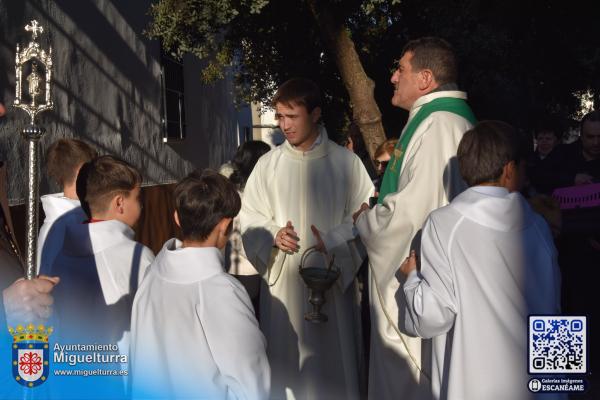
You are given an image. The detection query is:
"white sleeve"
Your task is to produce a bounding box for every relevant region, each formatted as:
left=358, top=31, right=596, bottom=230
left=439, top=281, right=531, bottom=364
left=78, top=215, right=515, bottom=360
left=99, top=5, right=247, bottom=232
left=320, top=154, right=374, bottom=290
left=403, top=216, right=457, bottom=339
left=240, top=161, right=281, bottom=275
left=199, top=279, right=270, bottom=400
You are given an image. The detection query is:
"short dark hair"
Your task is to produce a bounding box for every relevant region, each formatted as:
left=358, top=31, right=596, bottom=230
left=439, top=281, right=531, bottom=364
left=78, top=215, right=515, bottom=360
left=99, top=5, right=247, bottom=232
left=401, top=37, right=457, bottom=85
left=581, top=110, right=600, bottom=134
left=229, top=141, right=271, bottom=190
left=76, top=155, right=142, bottom=218
left=46, top=139, right=97, bottom=187
left=534, top=117, right=562, bottom=140
left=174, top=169, right=241, bottom=241
left=272, top=78, right=321, bottom=112
left=457, top=121, right=531, bottom=187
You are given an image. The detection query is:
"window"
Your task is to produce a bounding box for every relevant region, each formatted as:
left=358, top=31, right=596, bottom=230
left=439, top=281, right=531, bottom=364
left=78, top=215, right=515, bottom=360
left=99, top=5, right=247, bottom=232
left=160, top=50, right=186, bottom=142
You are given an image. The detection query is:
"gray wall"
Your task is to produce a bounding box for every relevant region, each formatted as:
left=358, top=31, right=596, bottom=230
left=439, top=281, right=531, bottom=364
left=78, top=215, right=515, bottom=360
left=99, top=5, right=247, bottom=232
left=0, top=0, right=246, bottom=204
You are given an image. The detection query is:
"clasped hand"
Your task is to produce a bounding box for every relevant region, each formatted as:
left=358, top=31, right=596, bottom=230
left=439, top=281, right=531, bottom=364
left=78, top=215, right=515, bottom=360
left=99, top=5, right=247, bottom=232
left=274, top=221, right=327, bottom=253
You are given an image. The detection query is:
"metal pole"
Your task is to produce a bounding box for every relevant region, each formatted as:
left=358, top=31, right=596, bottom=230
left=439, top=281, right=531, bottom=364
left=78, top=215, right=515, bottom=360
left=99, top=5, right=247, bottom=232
left=22, top=125, right=44, bottom=279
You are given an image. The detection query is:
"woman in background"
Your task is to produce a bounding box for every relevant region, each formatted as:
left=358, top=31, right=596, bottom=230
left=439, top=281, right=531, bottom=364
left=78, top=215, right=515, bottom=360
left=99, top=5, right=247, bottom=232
left=225, top=141, right=271, bottom=314
left=372, top=139, right=398, bottom=197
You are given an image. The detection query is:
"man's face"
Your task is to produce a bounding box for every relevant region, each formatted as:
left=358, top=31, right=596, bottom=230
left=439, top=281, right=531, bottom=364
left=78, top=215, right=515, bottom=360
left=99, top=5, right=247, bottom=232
left=536, top=131, right=559, bottom=156
left=390, top=51, right=422, bottom=110
left=275, top=102, right=320, bottom=150
left=581, top=120, right=600, bottom=160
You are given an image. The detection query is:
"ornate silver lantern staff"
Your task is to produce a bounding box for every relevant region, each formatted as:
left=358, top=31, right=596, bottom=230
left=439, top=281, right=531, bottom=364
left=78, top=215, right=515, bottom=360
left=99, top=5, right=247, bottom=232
left=13, top=20, right=54, bottom=280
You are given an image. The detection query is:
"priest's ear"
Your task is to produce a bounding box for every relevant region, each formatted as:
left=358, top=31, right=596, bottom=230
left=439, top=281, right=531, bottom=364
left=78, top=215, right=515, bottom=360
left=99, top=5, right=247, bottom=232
left=417, top=68, right=435, bottom=91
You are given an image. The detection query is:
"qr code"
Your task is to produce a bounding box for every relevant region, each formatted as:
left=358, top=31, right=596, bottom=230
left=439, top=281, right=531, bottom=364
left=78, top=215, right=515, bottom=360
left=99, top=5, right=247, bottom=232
left=529, top=316, right=586, bottom=374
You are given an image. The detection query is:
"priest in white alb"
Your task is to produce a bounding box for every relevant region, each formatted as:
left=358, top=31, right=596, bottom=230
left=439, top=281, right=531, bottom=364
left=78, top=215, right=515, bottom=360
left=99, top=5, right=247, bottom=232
left=353, top=37, right=476, bottom=400
left=240, top=78, right=373, bottom=400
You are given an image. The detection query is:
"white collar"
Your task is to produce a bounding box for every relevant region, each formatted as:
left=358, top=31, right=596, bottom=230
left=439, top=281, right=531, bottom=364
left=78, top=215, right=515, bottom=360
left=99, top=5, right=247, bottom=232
left=155, top=238, right=224, bottom=283
left=409, top=90, right=468, bottom=119
left=450, top=187, right=533, bottom=232
left=302, top=128, right=324, bottom=151
left=471, top=185, right=510, bottom=197
left=40, top=193, right=81, bottom=221
left=283, top=125, right=330, bottom=160
left=63, top=219, right=134, bottom=256
left=289, top=125, right=325, bottom=152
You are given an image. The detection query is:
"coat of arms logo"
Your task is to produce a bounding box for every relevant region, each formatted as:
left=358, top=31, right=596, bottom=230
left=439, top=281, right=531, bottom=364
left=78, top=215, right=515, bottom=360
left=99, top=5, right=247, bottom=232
left=8, top=324, right=53, bottom=387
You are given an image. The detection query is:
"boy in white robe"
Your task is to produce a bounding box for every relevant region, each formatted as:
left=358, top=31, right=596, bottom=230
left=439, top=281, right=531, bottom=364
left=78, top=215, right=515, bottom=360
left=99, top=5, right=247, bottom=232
left=130, top=170, right=270, bottom=400
left=46, top=155, right=153, bottom=397
left=50, top=155, right=153, bottom=346
left=38, top=138, right=97, bottom=274
left=399, top=121, right=564, bottom=400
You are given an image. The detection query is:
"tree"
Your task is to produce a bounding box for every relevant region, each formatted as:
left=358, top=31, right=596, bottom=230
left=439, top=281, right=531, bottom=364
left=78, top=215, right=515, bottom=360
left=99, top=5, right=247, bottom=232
left=395, top=0, right=600, bottom=131
left=147, top=0, right=399, bottom=159
left=148, top=0, right=600, bottom=153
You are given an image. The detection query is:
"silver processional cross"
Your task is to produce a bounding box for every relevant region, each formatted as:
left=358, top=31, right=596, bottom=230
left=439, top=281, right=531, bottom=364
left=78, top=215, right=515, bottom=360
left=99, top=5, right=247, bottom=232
left=13, top=20, right=54, bottom=280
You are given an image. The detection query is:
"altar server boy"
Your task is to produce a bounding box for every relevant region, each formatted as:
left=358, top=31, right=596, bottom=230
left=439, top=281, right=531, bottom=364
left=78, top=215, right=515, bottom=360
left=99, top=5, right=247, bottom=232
left=50, top=155, right=154, bottom=345
left=38, top=138, right=97, bottom=274
left=400, top=121, right=563, bottom=400
left=130, top=170, right=270, bottom=400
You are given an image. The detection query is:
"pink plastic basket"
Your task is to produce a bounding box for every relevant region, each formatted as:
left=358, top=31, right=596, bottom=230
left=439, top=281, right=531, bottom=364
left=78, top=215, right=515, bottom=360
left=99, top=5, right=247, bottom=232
left=552, top=183, right=600, bottom=210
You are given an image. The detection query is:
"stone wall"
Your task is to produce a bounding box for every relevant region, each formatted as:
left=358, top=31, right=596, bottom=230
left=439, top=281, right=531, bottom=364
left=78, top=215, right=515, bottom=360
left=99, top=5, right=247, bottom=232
left=0, top=0, right=248, bottom=204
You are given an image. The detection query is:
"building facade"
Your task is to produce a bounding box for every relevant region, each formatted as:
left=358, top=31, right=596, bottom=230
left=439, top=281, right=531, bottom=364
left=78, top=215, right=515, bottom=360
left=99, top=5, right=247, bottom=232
left=0, top=0, right=250, bottom=205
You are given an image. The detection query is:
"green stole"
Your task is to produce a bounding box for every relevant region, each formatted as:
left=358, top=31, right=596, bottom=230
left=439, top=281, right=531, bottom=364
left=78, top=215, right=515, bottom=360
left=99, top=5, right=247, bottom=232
left=377, top=97, right=477, bottom=204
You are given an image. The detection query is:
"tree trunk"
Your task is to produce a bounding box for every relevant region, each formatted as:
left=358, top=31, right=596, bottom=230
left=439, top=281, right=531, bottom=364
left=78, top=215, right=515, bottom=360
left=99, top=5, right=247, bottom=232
left=306, top=0, right=387, bottom=160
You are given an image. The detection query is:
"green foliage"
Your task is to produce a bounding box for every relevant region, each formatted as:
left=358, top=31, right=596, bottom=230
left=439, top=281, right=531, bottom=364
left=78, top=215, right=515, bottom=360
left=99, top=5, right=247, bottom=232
left=396, top=0, right=600, bottom=130
left=147, top=0, right=600, bottom=138
left=361, top=0, right=401, bottom=15
left=147, top=0, right=403, bottom=138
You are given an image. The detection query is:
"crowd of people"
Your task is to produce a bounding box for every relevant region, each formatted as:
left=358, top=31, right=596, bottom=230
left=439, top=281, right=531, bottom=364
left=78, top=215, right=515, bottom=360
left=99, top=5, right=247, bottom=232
left=0, top=36, right=598, bottom=400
